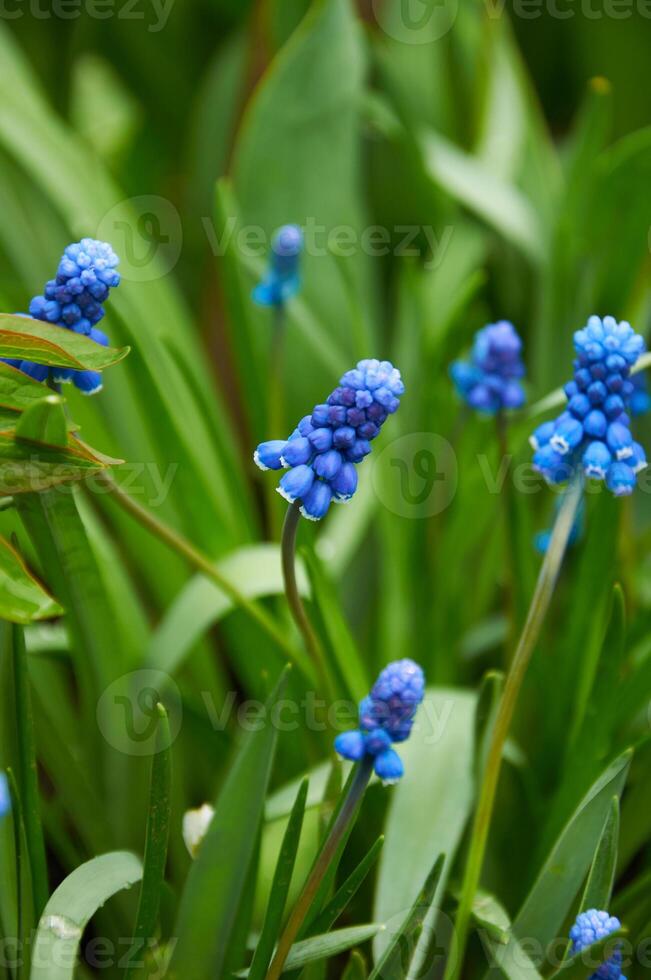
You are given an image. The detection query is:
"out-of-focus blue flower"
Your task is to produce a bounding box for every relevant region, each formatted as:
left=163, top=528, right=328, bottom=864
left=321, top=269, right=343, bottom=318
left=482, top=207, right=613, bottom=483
left=254, top=359, right=404, bottom=521
left=253, top=225, right=304, bottom=308
left=534, top=495, right=584, bottom=554
left=630, top=372, right=651, bottom=417
left=450, top=321, right=526, bottom=414
left=334, top=659, right=425, bottom=784
left=569, top=909, right=625, bottom=980
left=531, top=316, right=647, bottom=497
left=0, top=773, right=10, bottom=818
left=4, top=239, right=120, bottom=395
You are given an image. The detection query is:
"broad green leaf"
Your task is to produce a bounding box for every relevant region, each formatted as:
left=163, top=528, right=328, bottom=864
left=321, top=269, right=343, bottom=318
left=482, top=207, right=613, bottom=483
left=481, top=933, right=544, bottom=980
left=0, top=536, right=62, bottom=623
left=281, top=925, right=383, bottom=972
left=125, top=705, right=172, bottom=980
left=369, top=854, right=445, bottom=980
left=374, top=689, right=476, bottom=961
left=580, top=798, right=619, bottom=913
left=144, top=545, right=310, bottom=677
left=30, top=852, right=143, bottom=980
left=342, top=951, right=367, bottom=980
left=511, top=751, right=631, bottom=949
left=16, top=396, right=68, bottom=448
left=471, top=889, right=512, bottom=946
left=167, top=668, right=289, bottom=980
left=0, top=363, right=67, bottom=413
left=0, top=433, right=117, bottom=495
left=248, top=779, right=308, bottom=980
left=0, top=314, right=128, bottom=371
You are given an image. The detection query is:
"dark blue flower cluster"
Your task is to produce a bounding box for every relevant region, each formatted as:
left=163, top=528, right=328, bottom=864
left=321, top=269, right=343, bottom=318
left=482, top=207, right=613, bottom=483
left=253, top=225, right=303, bottom=308
left=0, top=773, right=9, bottom=818
left=531, top=316, right=647, bottom=497
left=254, top=358, right=404, bottom=521
left=570, top=910, right=624, bottom=980
left=450, top=321, right=526, bottom=414
left=335, top=659, right=425, bottom=783
left=5, top=239, right=120, bottom=395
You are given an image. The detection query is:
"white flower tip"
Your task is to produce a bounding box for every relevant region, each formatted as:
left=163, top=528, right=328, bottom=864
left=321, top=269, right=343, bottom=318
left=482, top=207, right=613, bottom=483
left=182, top=803, right=215, bottom=858
left=253, top=450, right=269, bottom=471
left=299, top=505, right=319, bottom=522
left=529, top=436, right=539, bottom=451
left=617, top=447, right=633, bottom=460
left=276, top=486, right=297, bottom=504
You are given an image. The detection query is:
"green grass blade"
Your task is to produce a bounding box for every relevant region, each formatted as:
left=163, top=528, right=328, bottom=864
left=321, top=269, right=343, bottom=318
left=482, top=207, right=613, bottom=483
left=167, top=667, right=289, bottom=980
left=248, top=779, right=308, bottom=980
left=125, top=704, right=172, bottom=980
left=6, top=624, right=47, bottom=918
left=0, top=315, right=128, bottom=371
left=30, top=852, right=143, bottom=980
left=369, top=854, right=445, bottom=980
left=581, top=798, right=619, bottom=913
left=308, top=835, right=384, bottom=936
left=283, top=925, right=384, bottom=972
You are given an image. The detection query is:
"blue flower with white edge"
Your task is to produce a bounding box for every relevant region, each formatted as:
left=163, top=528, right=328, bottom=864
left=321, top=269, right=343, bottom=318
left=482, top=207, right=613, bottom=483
left=569, top=909, right=625, bottom=980
left=531, top=316, right=647, bottom=496
left=335, top=659, right=425, bottom=783
left=254, top=359, right=404, bottom=521
left=252, top=224, right=304, bottom=308
left=451, top=321, right=526, bottom=415
left=4, top=239, right=120, bottom=395
left=0, top=773, right=9, bottom=818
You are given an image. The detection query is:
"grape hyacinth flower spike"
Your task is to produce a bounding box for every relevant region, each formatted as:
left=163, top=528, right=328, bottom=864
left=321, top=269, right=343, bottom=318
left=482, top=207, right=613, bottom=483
left=3, top=238, right=120, bottom=394
left=450, top=320, right=526, bottom=414
left=0, top=773, right=9, bottom=819
left=570, top=910, right=626, bottom=979
left=253, top=224, right=304, bottom=307
left=254, top=358, right=405, bottom=521
left=531, top=316, right=647, bottom=496
left=335, top=659, right=425, bottom=783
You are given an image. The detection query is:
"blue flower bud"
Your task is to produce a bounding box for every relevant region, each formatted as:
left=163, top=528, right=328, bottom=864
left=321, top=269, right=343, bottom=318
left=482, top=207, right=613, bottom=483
left=450, top=321, right=526, bottom=414
left=277, top=464, right=315, bottom=504
left=583, top=410, right=607, bottom=439
left=300, top=481, right=333, bottom=521
left=252, top=224, right=303, bottom=308
left=333, top=426, right=356, bottom=449
left=313, top=449, right=342, bottom=481
left=334, top=730, right=366, bottom=762
left=364, top=728, right=393, bottom=755
left=551, top=417, right=584, bottom=455
left=569, top=394, right=591, bottom=418
left=607, top=422, right=633, bottom=460
left=254, top=440, right=287, bottom=471
left=583, top=441, right=612, bottom=479
left=72, top=370, right=103, bottom=395
left=281, top=437, right=313, bottom=468
left=308, top=427, right=333, bottom=453
left=604, top=395, right=625, bottom=419
left=529, top=420, right=555, bottom=451
left=569, top=909, right=624, bottom=980
left=331, top=461, right=358, bottom=502
left=631, top=441, right=647, bottom=474
left=606, top=461, right=636, bottom=496
left=373, top=748, right=404, bottom=784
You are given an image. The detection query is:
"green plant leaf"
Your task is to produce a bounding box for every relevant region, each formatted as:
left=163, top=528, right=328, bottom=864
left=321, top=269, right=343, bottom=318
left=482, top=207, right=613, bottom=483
left=241, top=925, right=382, bottom=975
left=342, top=950, right=367, bottom=980
left=248, top=779, right=308, bottom=980
left=30, top=852, right=143, bottom=980
left=369, top=854, right=445, bottom=980
left=0, top=314, right=129, bottom=370
left=15, top=396, right=68, bottom=448
left=309, top=835, right=384, bottom=937
left=0, top=536, right=62, bottom=623
left=471, top=889, right=512, bottom=945
left=125, top=704, right=172, bottom=980
left=167, top=668, right=289, bottom=980
left=374, top=689, right=476, bottom=962
left=0, top=433, right=115, bottom=495
left=580, top=797, right=619, bottom=913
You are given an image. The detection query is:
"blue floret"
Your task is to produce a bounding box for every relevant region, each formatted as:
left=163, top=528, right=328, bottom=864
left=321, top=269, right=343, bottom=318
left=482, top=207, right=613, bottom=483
left=569, top=909, right=625, bottom=980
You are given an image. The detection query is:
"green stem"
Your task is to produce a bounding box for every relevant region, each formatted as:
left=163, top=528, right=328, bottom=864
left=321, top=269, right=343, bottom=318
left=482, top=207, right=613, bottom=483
left=93, top=470, right=314, bottom=682
left=281, top=502, right=329, bottom=695
left=265, top=757, right=373, bottom=980
left=266, top=304, right=286, bottom=540
left=446, top=474, right=584, bottom=980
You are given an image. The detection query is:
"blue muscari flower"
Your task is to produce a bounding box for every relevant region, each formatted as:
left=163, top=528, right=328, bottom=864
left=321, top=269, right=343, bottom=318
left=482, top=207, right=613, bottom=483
left=0, top=773, right=10, bottom=818
left=531, top=316, right=648, bottom=497
left=630, top=373, right=651, bottom=417
left=450, top=321, right=526, bottom=414
left=252, top=225, right=304, bottom=307
left=334, top=659, right=425, bottom=784
left=4, top=239, right=120, bottom=395
left=569, top=909, right=625, bottom=980
left=254, top=359, right=404, bottom=521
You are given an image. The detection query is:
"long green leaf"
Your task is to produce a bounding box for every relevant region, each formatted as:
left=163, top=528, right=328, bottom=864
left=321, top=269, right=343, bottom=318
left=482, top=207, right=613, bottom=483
left=125, top=704, right=172, bottom=980
left=0, top=536, right=61, bottom=623
left=248, top=779, right=308, bottom=980
left=0, top=315, right=128, bottom=371
left=30, top=852, right=143, bottom=980
left=580, top=798, right=619, bottom=913
left=284, top=925, right=383, bottom=971
left=309, top=835, right=384, bottom=937
left=369, top=854, right=445, bottom=980
left=167, top=668, right=289, bottom=980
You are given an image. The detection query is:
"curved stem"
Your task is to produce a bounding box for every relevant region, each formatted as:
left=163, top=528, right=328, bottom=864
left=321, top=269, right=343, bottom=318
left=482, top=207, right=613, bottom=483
left=446, top=475, right=584, bottom=980
left=92, top=470, right=314, bottom=681
left=281, top=502, right=330, bottom=695
left=266, top=304, right=286, bottom=540
left=266, top=757, right=373, bottom=980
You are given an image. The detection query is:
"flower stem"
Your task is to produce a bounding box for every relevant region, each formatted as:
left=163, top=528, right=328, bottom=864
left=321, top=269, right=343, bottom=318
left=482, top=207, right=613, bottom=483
left=445, top=474, right=584, bottom=980
left=265, top=756, right=373, bottom=980
left=92, top=470, right=315, bottom=682
left=266, top=304, right=287, bottom=540
left=281, top=501, right=330, bottom=695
